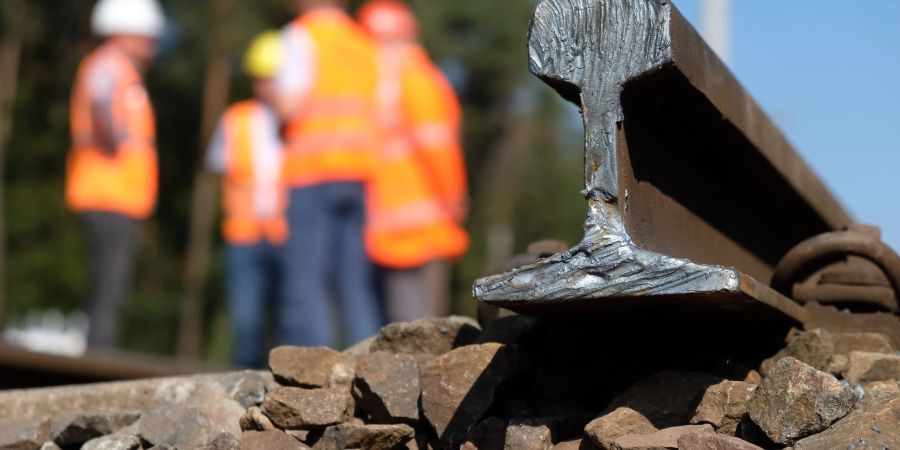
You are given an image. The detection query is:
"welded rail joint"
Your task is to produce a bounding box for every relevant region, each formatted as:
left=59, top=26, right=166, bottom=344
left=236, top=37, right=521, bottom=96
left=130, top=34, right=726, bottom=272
left=473, top=0, right=848, bottom=319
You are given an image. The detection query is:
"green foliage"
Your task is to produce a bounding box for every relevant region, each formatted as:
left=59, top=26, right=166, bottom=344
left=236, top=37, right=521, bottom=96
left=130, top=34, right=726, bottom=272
left=2, top=0, right=588, bottom=359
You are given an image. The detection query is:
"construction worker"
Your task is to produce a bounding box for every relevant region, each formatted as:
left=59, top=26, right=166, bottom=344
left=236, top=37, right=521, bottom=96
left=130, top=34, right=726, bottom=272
left=358, top=1, right=470, bottom=322
left=275, top=0, right=384, bottom=346
left=66, top=0, right=165, bottom=349
left=206, top=32, right=288, bottom=368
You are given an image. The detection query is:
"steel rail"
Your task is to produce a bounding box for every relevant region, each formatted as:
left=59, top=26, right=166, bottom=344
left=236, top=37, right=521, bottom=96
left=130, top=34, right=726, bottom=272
left=473, top=0, right=854, bottom=324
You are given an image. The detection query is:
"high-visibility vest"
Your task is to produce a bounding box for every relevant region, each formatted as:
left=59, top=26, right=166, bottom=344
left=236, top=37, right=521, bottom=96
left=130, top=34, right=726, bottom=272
left=281, top=10, right=378, bottom=187
left=66, top=44, right=157, bottom=219
left=365, top=44, right=469, bottom=268
left=218, top=101, right=288, bottom=246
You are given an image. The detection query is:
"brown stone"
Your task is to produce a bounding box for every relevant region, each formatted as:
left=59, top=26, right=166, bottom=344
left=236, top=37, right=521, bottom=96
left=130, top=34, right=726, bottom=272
left=690, top=381, right=757, bottom=435
left=372, top=316, right=481, bottom=356
left=81, top=434, right=142, bottom=450
left=748, top=357, right=857, bottom=445
left=325, top=362, right=355, bottom=389
left=312, top=423, right=414, bottom=450
left=604, top=370, right=723, bottom=428
left=262, top=387, right=354, bottom=430
left=676, top=432, right=763, bottom=450
left=742, top=371, right=761, bottom=385
left=504, top=419, right=554, bottom=450
left=140, top=383, right=245, bottom=448
left=831, top=332, right=896, bottom=356
left=584, top=407, right=657, bottom=450
left=269, top=347, right=346, bottom=388
left=610, top=424, right=714, bottom=450
left=842, top=351, right=900, bottom=385
left=793, top=396, right=900, bottom=450
left=857, top=380, right=900, bottom=410
left=241, top=430, right=309, bottom=450
left=421, top=343, right=524, bottom=446
left=461, top=417, right=506, bottom=450
left=551, top=440, right=600, bottom=450
left=50, top=411, right=140, bottom=446
left=0, top=418, right=51, bottom=450
left=240, top=406, right=275, bottom=431
left=760, top=329, right=834, bottom=375
left=826, top=354, right=849, bottom=375
left=354, top=351, right=421, bottom=423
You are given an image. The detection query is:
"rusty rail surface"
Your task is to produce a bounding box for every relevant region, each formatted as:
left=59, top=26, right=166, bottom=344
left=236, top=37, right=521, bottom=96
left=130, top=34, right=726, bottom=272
left=473, top=0, right=857, bottom=324
left=0, top=345, right=228, bottom=389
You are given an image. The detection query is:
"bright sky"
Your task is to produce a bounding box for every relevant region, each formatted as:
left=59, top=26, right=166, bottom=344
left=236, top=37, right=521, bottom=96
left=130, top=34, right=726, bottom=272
left=672, top=0, right=900, bottom=250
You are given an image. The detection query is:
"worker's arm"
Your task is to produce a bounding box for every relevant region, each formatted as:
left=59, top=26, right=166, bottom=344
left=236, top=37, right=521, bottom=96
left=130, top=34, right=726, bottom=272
left=274, top=24, right=316, bottom=121
left=205, top=116, right=229, bottom=175
left=86, top=62, right=120, bottom=155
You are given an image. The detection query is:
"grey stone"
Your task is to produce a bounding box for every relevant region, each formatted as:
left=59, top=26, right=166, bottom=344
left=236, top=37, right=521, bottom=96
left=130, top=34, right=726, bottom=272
left=50, top=410, right=140, bottom=446
left=690, top=381, right=757, bottom=435
left=229, top=371, right=269, bottom=408
left=354, top=351, right=421, bottom=423
left=262, top=387, right=354, bottom=429
left=748, top=357, right=857, bottom=445
left=241, top=431, right=309, bottom=450
left=842, top=351, right=900, bottom=385
left=505, top=419, right=554, bottom=450
left=371, top=316, right=481, bottom=356
left=793, top=396, right=900, bottom=450
left=0, top=417, right=51, bottom=450
left=206, top=432, right=241, bottom=450
left=312, top=423, right=414, bottom=450
left=0, top=372, right=264, bottom=422
left=140, top=382, right=245, bottom=448
left=269, top=347, right=346, bottom=388
left=604, top=370, right=723, bottom=428
left=80, top=434, right=142, bottom=450
left=584, top=407, right=657, bottom=450
left=676, top=432, right=763, bottom=450
left=610, top=424, right=714, bottom=450
left=421, top=343, right=524, bottom=446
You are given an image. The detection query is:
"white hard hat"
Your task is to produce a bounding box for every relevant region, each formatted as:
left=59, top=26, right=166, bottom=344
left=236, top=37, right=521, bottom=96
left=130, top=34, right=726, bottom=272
left=91, top=0, right=166, bottom=39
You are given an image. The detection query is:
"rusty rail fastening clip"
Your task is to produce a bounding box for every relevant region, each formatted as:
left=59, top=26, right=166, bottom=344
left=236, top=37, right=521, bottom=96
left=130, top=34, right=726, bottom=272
left=772, top=225, right=900, bottom=313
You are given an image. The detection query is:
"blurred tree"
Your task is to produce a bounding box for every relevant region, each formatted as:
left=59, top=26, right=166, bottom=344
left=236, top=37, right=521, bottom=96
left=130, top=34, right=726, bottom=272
left=0, top=0, right=28, bottom=327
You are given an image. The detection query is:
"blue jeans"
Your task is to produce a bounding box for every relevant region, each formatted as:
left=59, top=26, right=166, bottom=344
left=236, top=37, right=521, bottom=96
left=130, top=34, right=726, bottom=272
left=225, top=241, right=280, bottom=368
left=281, top=182, right=384, bottom=347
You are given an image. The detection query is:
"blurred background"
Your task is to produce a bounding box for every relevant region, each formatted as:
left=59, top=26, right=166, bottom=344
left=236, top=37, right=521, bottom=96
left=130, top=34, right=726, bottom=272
left=0, top=0, right=896, bottom=365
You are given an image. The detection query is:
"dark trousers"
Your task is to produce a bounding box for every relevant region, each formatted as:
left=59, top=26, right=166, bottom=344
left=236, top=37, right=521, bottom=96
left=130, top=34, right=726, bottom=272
left=81, top=211, right=140, bottom=349
left=225, top=241, right=280, bottom=368
left=280, top=182, right=385, bottom=347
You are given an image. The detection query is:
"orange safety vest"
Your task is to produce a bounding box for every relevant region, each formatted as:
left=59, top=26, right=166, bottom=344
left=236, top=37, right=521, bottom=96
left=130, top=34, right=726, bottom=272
left=281, top=10, right=379, bottom=187
left=365, top=44, right=469, bottom=268
left=66, top=44, right=157, bottom=219
left=218, top=101, right=288, bottom=246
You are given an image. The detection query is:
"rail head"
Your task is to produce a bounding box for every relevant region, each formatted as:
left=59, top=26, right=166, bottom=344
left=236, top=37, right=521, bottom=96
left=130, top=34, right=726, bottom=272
left=475, top=0, right=851, bottom=322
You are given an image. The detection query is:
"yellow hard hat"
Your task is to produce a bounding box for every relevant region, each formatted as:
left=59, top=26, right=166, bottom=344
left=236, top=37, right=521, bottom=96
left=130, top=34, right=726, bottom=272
left=243, top=31, right=284, bottom=78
